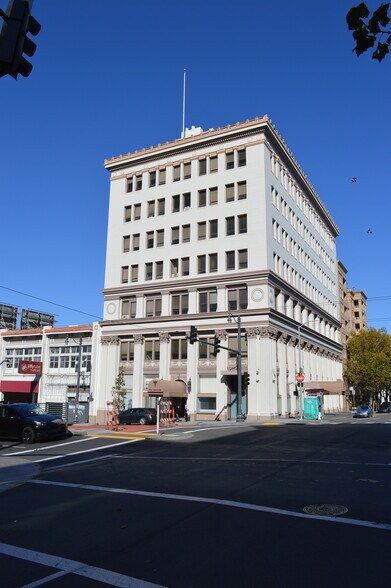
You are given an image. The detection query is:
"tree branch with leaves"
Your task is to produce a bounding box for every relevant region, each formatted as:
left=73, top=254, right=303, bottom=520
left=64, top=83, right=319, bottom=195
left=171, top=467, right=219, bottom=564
left=347, top=2, right=391, bottom=61
left=112, top=368, right=127, bottom=413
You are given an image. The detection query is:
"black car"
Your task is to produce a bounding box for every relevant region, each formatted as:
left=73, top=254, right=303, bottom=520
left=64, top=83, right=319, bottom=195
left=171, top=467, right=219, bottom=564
left=118, top=408, right=157, bottom=425
left=0, top=403, right=68, bottom=444
left=378, top=402, right=391, bottom=413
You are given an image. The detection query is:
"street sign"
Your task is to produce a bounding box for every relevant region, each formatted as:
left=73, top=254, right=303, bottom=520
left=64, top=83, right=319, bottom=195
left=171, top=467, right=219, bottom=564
left=296, top=373, right=305, bottom=383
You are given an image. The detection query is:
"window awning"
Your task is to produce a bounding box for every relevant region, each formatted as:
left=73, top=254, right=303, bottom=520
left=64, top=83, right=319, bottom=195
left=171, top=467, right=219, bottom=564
left=0, top=380, right=40, bottom=393
left=146, top=379, right=187, bottom=397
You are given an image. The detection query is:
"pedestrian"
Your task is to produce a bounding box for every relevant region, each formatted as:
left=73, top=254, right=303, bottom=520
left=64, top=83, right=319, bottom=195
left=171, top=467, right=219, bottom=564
left=184, top=404, right=189, bottom=422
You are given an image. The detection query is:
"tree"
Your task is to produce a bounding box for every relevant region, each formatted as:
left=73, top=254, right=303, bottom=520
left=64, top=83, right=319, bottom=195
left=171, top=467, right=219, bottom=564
left=345, top=327, right=391, bottom=403
left=347, top=2, right=391, bottom=61
left=112, top=368, right=127, bottom=412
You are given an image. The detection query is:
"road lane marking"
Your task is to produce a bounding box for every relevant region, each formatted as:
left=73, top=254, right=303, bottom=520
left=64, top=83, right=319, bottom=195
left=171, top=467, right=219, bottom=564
left=29, top=479, right=391, bottom=532
left=1, top=436, right=98, bottom=456
left=21, top=570, right=69, bottom=587
left=0, top=541, right=165, bottom=588
left=181, top=425, right=244, bottom=434
left=33, top=439, right=141, bottom=463
left=46, top=454, right=113, bottom=471
left=111, top=455, right=391, bottom=467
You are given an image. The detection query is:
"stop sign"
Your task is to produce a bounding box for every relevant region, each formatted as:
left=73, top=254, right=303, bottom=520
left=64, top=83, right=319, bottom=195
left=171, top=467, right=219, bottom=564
left=296, top=373, right=305, bottom=383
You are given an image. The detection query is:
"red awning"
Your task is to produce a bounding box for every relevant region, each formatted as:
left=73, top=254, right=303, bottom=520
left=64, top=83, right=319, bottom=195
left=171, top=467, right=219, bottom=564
left=0, top=380, right=40, bottom=393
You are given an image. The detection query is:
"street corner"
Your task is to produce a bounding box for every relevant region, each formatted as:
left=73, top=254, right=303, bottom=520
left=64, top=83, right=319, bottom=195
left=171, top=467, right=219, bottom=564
left=0, top=457, right=40, bottom=493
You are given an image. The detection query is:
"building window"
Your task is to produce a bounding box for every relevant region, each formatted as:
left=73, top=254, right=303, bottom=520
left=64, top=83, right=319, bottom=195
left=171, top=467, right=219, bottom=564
left=120, top=341, right=134, bottom=361
left=155, top=261, right=163, bottom=279
left=159, top=168, right=166, bottom=185
left=209, top=187, right=218, bottom=205
left=183, top=192, right=191, bottom=208
left=124, top=206, right=132, bottom=222
left=237, top=149, right=246, bottom=167
left=123, top=235, right=130, bottom=252
left=210, top=156, right=218, bottom=173
left=198, top=397, right=216, bottom=411
left=126, top=177, right=133, bottom=192
left=171, top=226, right=180, bottom=245
left=198, top=255, right=206, bottom=274
left=182, top=224, right=190, bottom=243
left=226, top=251, right=235, bottom=270
left=238, top=181, right=247, bottom=200
left=156, top=229, right=164, bottom=247
left=171, top=259, right=179, bottom=277
left=238, top=249, right=248, bottom=269
left=199, top=337, right=215, bottom=359
left=132, top=234, right=140, bottom=251
left=135, top=175, right=142, bottom=191
left=50, top=355, right=59, bottom=368
left=199, top=158, right=206, bottom=175
left=172, top=292, right=189, bottom=315
left=173, top=165, right=181, bottom=182
left=149, top=171, right=156, bottom=188
left=121, top=266, right=129, bottom=283
left=238, top=214, right=247, bottom=234
left=226, top=152, right=235, bottom=170
left=183, top=162, right=191, bottom=179
left=198, top=222, right=206, bottom=240
left=198, top=189, right=206, bottom=207
left=209, top=219, right=218, bottom=238
left=122, top=298, right=136, bottom=319
left=172, top=194, right=180, bottom=213
left=157, top=198, right=165, bottom=215
left=228, top=287, right=248, bottom=311
left=146, top=231, right=154, bottom=249
left=145, top=340, right=160, bottom=361
left=181, top=257, right=190, bottom=276
left=147, top=201, right=155, bottom=217
left=145, top=263, right=153, bottom=281
left=199, top=289, right=217, bottom=312
left=226, top=184, right=235, bottom=202
left=134, top=204, right=141, bottom=220
left=209, top=253, right=218, bottom=273
left=171, top=339, right=187, bottom=360
left=226, top=216, right=235, bottom=235
left=228, top=335, right=247, bottom=358
left=146, top=296, right=162, bottom=317
left=131, top=265, right=138, bottom=282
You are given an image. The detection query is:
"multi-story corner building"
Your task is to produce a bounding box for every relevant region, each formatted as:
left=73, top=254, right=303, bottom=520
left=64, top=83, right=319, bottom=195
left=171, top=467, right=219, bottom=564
left=0, top=324, right=100, bottom=422
left=97, top=116, right=344, bottom=423
left=338, top=260, right=368, bottom=359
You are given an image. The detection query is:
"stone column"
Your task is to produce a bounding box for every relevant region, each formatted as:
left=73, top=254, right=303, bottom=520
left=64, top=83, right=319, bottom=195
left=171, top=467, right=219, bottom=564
left=133, top=334, right=145, bottom=406
left=277, top=334, right=289, bottom=416
left=159, top=333, right=171, bottom=379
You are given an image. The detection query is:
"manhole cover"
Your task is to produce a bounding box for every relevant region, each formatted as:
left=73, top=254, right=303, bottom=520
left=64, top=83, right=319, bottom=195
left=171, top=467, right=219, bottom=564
left=303, top=504, right=348, bottom=516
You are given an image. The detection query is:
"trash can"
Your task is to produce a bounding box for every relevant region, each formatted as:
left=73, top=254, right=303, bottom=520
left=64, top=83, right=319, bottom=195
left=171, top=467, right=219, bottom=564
left=304, top=396, right=322, bottom=420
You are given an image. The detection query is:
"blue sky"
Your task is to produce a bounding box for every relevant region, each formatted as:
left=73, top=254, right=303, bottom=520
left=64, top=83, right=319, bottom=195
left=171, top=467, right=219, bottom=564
left=1, top=0, right=390, bottom=330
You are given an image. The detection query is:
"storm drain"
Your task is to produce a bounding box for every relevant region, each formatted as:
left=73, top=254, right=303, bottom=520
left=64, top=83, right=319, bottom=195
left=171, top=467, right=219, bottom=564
left=303, top=504, right=348, bottom=516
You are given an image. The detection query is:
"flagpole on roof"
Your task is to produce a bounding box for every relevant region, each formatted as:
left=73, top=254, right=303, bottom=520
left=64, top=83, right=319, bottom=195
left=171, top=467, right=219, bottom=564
left=182, top=68, right=186, bottom=138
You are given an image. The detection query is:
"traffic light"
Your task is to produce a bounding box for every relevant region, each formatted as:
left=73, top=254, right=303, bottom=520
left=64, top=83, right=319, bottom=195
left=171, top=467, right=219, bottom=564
left=212, top=335, right=220, bottom=356
left=0, top=0, right=41, bottom=79
left=189, top=325, right=198, bottom=344
left=243, top=372, right=250, bottom=389
left=293, top=385, right=299, bottom=397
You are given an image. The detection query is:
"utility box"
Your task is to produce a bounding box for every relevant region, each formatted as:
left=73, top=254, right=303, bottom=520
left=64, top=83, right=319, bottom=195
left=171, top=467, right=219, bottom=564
left=304, top=396, right=322, bottom=420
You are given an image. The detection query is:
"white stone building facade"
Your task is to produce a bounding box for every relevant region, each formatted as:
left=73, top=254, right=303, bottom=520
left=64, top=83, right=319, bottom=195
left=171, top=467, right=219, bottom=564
left=96, top=116, right=343, bottom=423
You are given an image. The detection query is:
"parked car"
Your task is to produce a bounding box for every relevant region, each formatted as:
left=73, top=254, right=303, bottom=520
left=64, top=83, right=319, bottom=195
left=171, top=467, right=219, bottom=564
left=118, top=408, right=157, bottom=425
left=353, top=405, right=373, bottom=418
left=0, top=403, right=68, bottom=444
left=377, top=402, right=391, bottom=413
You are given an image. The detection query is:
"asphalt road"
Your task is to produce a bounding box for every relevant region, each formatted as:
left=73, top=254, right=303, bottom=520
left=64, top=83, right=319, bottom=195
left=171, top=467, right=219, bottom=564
left=0, top=420, right=390, bottom=587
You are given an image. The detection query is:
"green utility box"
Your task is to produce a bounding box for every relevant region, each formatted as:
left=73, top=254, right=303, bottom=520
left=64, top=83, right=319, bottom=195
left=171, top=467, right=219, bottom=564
left=303, top=396, right=322, bottom=420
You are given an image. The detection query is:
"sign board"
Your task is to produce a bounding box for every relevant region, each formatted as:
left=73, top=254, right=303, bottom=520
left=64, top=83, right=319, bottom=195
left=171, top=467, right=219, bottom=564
left=20, top=309, right=55, bottom=330
left=296, top=373, right=305, bottom=383
left=0, top=304, right=18, bottom=330
left=18, top=360, right=43, bottom=375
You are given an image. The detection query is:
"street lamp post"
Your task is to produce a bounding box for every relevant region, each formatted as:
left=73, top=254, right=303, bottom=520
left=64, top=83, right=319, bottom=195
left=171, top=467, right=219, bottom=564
left=297, top=324, right=304, bottom=421
left=228, top=313, right=244, bottom=422
left=66, top=335, right=83, bottom=424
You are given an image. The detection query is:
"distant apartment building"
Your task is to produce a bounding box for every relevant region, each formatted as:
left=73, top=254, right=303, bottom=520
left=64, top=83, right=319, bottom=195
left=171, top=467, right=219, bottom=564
left=0, top=324, right=100, bottom=423
left=338, top=260, right=367, bottom=360
left=94, top=116, right=344, bottom=423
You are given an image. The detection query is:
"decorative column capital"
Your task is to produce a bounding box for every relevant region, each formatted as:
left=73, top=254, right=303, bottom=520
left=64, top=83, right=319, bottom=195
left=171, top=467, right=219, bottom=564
left=100, top=336, right=120, bottom=345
